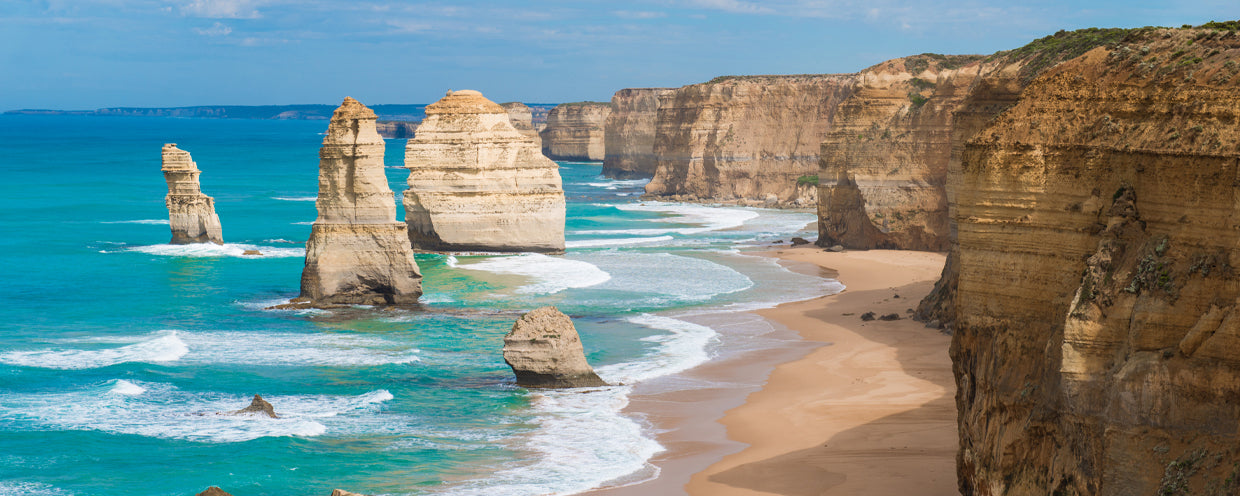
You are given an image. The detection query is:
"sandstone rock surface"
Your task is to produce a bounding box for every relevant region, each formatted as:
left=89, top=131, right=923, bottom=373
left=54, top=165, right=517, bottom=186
left=404, top=90, right=566, bottom=253
left=602, top=88, right=674, bottom=178
left=540, top=102, right=610, bottom=161
left=645, top=75, right=856, bottom=206
left=300, top=97, right=422, bottom=305
left=945, top=26, right=1240, bottom=495
left=161, top=143, right=223, bottom=244
left=500, top=102, right=540, bottom=141
left=375, top=120, right=417, bottom=139
left=503, top=306, right=607, bottom=388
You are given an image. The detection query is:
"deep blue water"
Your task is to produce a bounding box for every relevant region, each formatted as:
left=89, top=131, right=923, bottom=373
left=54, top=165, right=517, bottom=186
left=0, top=115, right=828, bottom=496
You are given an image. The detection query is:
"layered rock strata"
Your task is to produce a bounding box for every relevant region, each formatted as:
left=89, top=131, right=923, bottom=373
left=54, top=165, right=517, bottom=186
left=161, top=143, right=223, bottom=244
left=947, top=26, right=1240, bottom=495
left=375, top=120, right=417, bottom=139
left=602, top=88, right=674, bottom=178
left=404, top=90, right=566, bottom=253
left=503, top=306, right=607, bottom=388
left=500, top=102, right=540, bottom=141
left=300, top=97, right=422, bottom=305
left=539, top=102, right=610, bottom=161
left=645, top=75, right=856, bottom=206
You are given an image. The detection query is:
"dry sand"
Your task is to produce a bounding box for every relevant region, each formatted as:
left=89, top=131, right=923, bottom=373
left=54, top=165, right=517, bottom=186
left=589, top=246, right=956, bottom=496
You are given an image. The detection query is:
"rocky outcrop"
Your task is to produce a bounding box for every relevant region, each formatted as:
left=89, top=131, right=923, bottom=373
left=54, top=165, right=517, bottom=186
left=300, top=97, right=422, bottom=306
left=946, top=25, right=1240, bottom=495
left=196, top=487, right=233, bottom=496
left=540, top=102, right=610, bottom=161
left=502, top=306, right=607, bottom=388
left=645, top=75, right=856, bottom=206
left=404, top=90, right=566, bottom=253
left=500, top=102, right=540, bottom=141
left=375, top=120, right=417, bottom=139
left=161, top=143, right=223, bottom=245
left=232, top=394, right=278, bottom=418
left=602, top=88, right=674, bottom=178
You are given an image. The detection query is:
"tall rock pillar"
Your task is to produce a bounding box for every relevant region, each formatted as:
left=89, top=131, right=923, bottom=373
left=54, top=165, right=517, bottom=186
left=161, top=143, right=224, bottom=245
left=300, top=97, right=422, bottom=305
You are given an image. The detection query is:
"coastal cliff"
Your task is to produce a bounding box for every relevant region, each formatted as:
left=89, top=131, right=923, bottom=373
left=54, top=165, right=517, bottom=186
left=602, top=88, right=674, bottom=178
left=300, top=97, right=422, bottom=305
left=404, top=90, right=566, bottom=253
left=645, top=75, right=856, bottom=206
left=160, top=143, right=223, bottom=244
left=540, top=102, right=610, bottom=161
left=947, top=25, right=1240, bottom=495
left=500, top=102, right=540, bottom=141
left=376, top=120, right=418, bottom=139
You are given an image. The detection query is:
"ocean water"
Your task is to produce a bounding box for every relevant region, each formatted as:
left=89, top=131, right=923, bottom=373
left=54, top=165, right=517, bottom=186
left=0, top=115, right=838, bottom=496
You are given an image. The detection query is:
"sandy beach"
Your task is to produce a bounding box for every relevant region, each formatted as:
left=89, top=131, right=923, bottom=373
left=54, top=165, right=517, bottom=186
left=591, top=246, right=955, bottom=496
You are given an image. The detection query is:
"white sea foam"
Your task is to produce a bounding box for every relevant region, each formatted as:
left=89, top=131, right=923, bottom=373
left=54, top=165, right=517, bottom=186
left=584, top=178, right=649, bottom=190
left=0, top=332, right=188, bottom=369
left=444, top=255, right=459, bottom=267
left=575, top=202, right=759, bottom=236
left=564, top=236, right=673, bottom=249
left=272, top=196, right=317, bottom=202
left=263, top=238, right=300, bottom=244
left=597, top=315, right=717, bottom=384
left=109, top=380, right=147, bottom=396
left=0, top=381, right=393, bottom=443
left=292, top=221, right=315, bottom=225
left=453, top=253, right=610, bottom=294
left=100, top=219, right=169, bottom=225
left=121, top=243, right=305, bottom=258
left=3, top=330, right=419, bottom=369
left=0, top=482, right=74, bottom=496
left=579, top=251, right=754, bottom=304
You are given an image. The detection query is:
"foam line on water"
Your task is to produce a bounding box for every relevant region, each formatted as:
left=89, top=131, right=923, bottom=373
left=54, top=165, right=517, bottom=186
left=272, top=196, right=317, bottom=201
left=0, top=332, right=188, bottom=369
left=565, top=236, right=673, bottom=249
left=584, top=178, right=650, bottom=190
left=0, top=380, right=394, bottom=443
left=581, top=251, right=754, bottom=304
left=2, top=330, right=420, bottom=369
left=575, top=202, right=759, bottom=236
left=0, top=482, right=73, bottom=496
left=597, top=314, right=717, bottom=384
left=119, top=243, right=305, bottom=258
left=453, top=253, right=610, bottom=294
left=100, top=219, right=169, bottom=225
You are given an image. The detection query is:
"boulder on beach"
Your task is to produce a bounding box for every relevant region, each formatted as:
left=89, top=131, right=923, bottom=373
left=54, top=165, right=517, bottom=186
left=232, top=394, right=278, bottom=418
left=502, top=306, right=608, bottom=388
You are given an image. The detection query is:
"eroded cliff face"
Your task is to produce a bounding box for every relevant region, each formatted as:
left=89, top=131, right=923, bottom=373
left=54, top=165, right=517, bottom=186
left=161, top=143, right=223, bottom=245
left=404, top=90, right=566, bottom=253
left=602, top=88, right=674, bottom=179
left=950, top=27, right=1240, bottom=495
left=500, top=102, right=540, bottom=142
left=645, top=75, right=856, bottom=206
left=376, top=120, right=418, bottom=139
left=300, top=97, right=422, bottom=305
left=539, top=102, right=610, bottom=161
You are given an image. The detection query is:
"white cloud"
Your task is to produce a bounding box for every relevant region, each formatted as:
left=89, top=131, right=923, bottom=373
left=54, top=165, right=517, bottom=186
left=613, top=10, right=668, bottom=19
left=687, top=0, right=775, bottom=15
left=192, top=21, right=231, bottom=36
left=386, top=19, right=431, bottom=33
left=180, top=0, right=263, bottom=19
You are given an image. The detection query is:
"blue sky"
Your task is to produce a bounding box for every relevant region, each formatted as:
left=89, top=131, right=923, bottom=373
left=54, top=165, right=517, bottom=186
left=1, top=0, right=1234, bottom=109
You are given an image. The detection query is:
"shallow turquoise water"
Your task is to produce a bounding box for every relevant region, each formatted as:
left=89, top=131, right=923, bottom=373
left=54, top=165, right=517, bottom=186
left=0, top=115, right=829, bottom=496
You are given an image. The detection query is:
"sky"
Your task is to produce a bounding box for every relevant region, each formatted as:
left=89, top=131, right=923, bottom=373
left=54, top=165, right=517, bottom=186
left=1, top=0, right=1235, bottom=109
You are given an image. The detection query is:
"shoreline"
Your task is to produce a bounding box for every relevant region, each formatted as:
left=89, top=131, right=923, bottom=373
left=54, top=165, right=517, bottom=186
left=588, top=246, right=954, bottom=495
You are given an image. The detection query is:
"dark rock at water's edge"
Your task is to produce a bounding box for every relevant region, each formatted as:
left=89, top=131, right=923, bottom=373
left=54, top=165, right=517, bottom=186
left=196, top=487, right=233, bottom=496
left=233, top=394, right=278, bottom=418
left=790, top=237, right=811, bottom=246
left=330, top=490, right=367, bottom=496
left=503, top=306, right=608, bottom=388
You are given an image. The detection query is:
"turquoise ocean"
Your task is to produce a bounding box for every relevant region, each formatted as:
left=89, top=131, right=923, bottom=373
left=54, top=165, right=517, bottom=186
left=0, top=115, right=837, bottom=496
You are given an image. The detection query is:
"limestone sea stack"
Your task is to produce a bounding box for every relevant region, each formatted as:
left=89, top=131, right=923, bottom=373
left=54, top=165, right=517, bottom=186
left=161, top=143, right=223, bottom=244
left=404, top=90, right=566, bottom=253
left=500, top=102, right=540, bottom=141
left=300, top=97, right=422, bottom=305
left=603, top=88, right=674, bottom=179
left=503, top=306, right=607, bottom=388
left=539, top=102, right=610, bottom=161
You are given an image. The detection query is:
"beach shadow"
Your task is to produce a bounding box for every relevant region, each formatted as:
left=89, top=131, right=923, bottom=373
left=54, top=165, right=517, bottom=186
left=706, top=281, right=958, bottom=496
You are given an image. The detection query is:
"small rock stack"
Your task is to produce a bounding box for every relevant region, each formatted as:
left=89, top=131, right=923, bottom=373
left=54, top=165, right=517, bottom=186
left=161, top=143, right=223, bottom=245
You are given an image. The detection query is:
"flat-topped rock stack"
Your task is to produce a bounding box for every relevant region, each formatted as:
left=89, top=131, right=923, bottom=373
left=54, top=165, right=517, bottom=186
left=603, top=88, right=674, bottom=179
left=160, top=143, right=223, bottom=244
left=500, top=102, right=540, bottom=141
left=404, top=90, right=566, bottom=253
left=299, top=97, right=422, bottom=305
left=540, top=102, right=610, bottom=161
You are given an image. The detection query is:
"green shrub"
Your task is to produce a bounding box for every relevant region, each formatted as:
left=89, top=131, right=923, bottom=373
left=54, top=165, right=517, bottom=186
left=796, top=175, right=819, bottom=186
left=908, top=93, right=929, bottom=107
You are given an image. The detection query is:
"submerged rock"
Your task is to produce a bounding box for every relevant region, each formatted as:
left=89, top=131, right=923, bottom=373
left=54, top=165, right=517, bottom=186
left=232, top=394, right=278, bottom=418
left=502, top=306, right=608, bottom=388
left=196, top=487, right=233, bottom=496
left=161, top=143, right=223, bottom=245
left=404, top=90, right=566, bottom=253
left=300, top=97, right=423, bottom=306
